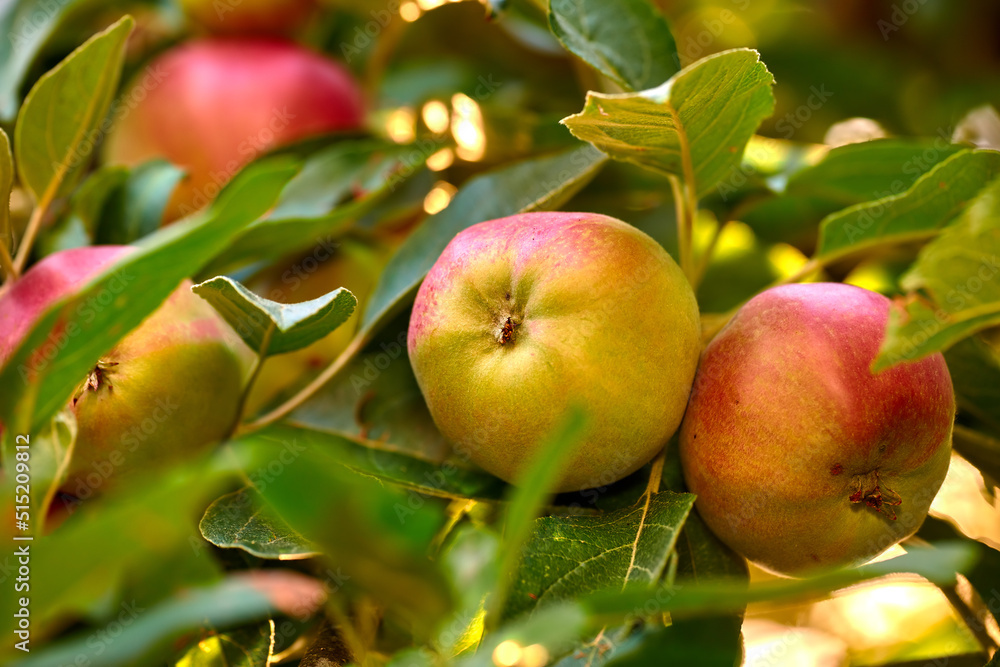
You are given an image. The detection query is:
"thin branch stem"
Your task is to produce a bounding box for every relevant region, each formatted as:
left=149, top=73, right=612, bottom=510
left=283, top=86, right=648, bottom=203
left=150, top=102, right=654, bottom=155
left=644, top=448, right=666, bottom=497
left=228, top=324, right=276, bottom=439
left=363, top=15, right=406, bottom=102
left=664, top=102, right=699, bottom=285
left=240, top=330, right=369, bottom=434
left=0, top=240, right=15, bottom=283
left=701, top=257, right=827, bottom=342
left=692, top=219, right=729, bottom=290
left=668, top=175, right=693, bottom=282
left=12, top=203, right=44, bottom=274
left=939, top=579, right=1000, bottom=655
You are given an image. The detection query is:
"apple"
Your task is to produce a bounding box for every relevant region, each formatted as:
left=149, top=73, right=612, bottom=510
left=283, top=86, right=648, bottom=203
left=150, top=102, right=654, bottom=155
left=678, top=283, right=954, bottom=575
left=180, top=0, right=315, bottom=34
left=0, top=246, right=253, bottom=497
left=104, top=38, right=365, bottom=221
left=408, top=211, right=702, bottom=492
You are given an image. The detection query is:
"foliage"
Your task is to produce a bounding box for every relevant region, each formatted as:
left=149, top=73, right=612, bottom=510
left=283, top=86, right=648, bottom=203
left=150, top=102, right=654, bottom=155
left=0, top=0, right=999, bottom=665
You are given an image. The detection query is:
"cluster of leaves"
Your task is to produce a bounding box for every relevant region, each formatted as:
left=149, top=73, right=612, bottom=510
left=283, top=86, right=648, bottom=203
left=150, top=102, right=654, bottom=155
left=0, top=0, right=999, bottom=665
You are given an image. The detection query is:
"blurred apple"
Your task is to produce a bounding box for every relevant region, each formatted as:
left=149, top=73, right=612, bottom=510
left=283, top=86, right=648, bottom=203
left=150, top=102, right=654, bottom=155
left=180, top=0, right=315, bottom=34
left=104, top=38, right=364, bottom=221
left=0, top=246, right=254, bottom=497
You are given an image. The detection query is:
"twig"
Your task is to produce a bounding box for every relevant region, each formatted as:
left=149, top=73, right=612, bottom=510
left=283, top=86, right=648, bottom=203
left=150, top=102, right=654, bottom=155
left=240, top=330, right=368, bottom=433
left=11, top=204, right=45, bottom=274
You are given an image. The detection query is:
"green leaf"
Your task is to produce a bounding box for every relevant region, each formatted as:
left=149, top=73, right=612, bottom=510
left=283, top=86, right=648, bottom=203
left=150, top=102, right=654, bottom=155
left=363, top=145, right=607, bottom=334
left=14, top=16, right=133, bottom=205
left=816, top=149, right=1000, bottom=261
left=953, top=425, right=1000, bottom=487
left=192, top=276, right=357, bottom=356
left=288, top=329, right=455, bottom=465
left=784, top=138, right=965, bottom=204
left=239, top=433, right=454, bottom=636
left=0, top=159, right=298, bottom=434
left=547, top=0, right=679, bottom=92
left=561, top=49, right=774, bottom=197
left=0, top=128, right=13, bottom=262
left=1, top=408, right=76, bottom=536
left=199, top=487, right=319, bottom=560
left=0, top=0, right=88, bottom=120
left=248, top=423, right=504, bottom=501
left=63, top=165, right=130, bottom=237
left=438, top=525, right=498, bottom=656
left=457, top=604, right=592, bottom=667
left=502, top=491, right=695, bottom=621
left=582, top=542, right=977, bottom=624
left=95, top=160, right=186, bottom=244
left=945, top=335, right=1000, bottom=438
left=206, top=142, right=409, bottom=273
left=36, top=166, right=128, bottom=255
left=668, top=513, right=747, bottom=667
left=874, top=177, right=1000, bottom=370
left=918, top=517, right=1000, bottom=634
left=463, top=544, right=977, bottom=667
left=492, top=410, right=588, bottom=620
left=11, top=573, right=321, bottom=667
left=0, top=444, right=252, bottom=646
left=674, top=512, right=748, bottom=584
left=604, top=617, right=743, bottom=667
left=176, top=621, right=275, bottom=667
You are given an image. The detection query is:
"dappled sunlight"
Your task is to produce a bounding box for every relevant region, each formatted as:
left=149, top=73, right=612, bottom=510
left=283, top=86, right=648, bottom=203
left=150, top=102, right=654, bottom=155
left=452, top=93, right=486, bottom=161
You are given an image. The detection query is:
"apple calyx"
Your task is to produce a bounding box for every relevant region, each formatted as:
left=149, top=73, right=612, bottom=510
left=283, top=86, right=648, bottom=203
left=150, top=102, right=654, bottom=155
left=497, top=316, right=518, bottom=346
left=849, top=470, right=902, bottom=520
left=73, top=360, right=120, bottom=404
left=494, top=293, right=522, bottom=347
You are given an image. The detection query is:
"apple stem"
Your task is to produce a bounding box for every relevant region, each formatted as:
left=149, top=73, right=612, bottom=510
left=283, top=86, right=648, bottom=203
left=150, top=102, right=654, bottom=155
left=11, top=199, right=46, bottom=276
left=0, top=240, right=16, bottom=283
left=668, top=175, right=695, bottom=283
left=645, top=448, right=666, bottom=497
left=230, top=324, right=277, bottom=438
left=692, top=219, right=731, bottom=289
left=928, top=562, right=1000, bottom=655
